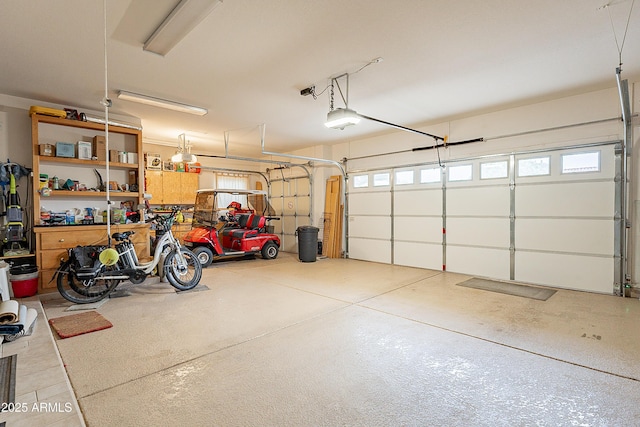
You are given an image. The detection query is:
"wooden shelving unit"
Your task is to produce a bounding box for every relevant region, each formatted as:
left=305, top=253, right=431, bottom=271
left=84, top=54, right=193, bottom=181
left=31, top=114, right=145, bottom=219
left=30, top=113, right=149, bottom=293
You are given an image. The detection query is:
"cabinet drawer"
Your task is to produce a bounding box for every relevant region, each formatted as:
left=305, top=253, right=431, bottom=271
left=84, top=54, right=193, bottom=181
left=40, top=248, right=69, bottom=269
left=38, top=225, right=149, bottom=249
left=40, top=229, right=109, bottom=249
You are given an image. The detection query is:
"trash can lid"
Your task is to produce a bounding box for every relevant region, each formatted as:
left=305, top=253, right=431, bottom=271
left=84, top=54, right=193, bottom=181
left=296, top=225, right=319, bottom=232
left=9, top=264, right=38, bottom=275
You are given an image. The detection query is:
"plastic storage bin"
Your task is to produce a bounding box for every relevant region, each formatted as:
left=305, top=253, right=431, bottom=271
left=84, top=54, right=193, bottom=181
left=9, top=265, right=39, bottom=298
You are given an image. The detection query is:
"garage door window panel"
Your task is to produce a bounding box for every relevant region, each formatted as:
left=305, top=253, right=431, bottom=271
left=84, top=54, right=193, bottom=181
left=562, top=151, right=600, bottom=174
left=518, top=156, right=550, bottom=177
left=448, top=164, right=473, bottom=182
left=395, top=170, right=414, bottom=185
left=420, top=168, right=441, bottom=184
left=480, top=160, right=509, bottom=180
left=353, top=175, right=369, bottom=188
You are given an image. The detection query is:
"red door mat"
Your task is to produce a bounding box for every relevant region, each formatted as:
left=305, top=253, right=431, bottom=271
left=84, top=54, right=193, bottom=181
left=48, top=311, right=113, bottom=339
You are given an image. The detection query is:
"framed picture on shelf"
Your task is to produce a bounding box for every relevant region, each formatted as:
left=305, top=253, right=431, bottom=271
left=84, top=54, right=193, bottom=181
left=163, top=161, right=174, bottom=171
left=145, top=153, right=162, bottom=170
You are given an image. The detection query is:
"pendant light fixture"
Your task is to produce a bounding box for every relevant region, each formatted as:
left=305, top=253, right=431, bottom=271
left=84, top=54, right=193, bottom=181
left=171, top=134, right=198, bottom=163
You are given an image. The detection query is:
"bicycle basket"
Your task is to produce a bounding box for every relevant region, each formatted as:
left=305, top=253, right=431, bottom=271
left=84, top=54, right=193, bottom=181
left=71, top=245, right=105, bottom=268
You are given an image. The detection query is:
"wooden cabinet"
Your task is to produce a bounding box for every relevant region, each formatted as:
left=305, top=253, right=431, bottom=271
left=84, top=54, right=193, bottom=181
left=144, top=170, right=199, bottom=205
left=145, top=170, right=164, bottom=203
left=34, top=223, right=150, bottom=293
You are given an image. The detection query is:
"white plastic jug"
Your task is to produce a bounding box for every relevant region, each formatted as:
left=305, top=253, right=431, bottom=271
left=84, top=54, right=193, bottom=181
left=0, top=261, right=11, bottom=301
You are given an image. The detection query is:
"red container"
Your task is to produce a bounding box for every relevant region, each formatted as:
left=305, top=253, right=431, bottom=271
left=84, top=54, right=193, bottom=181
left=9, top=266, right=39, bottom=298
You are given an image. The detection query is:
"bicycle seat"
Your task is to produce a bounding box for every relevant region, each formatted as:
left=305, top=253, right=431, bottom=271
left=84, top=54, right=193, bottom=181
left=112, top=231, right=135, bottom=241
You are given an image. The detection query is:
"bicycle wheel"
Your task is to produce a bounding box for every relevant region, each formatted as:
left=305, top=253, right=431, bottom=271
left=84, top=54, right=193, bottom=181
left=56, top=261, right=120, bottom=304
left=164, top=248, right=202, bottom=291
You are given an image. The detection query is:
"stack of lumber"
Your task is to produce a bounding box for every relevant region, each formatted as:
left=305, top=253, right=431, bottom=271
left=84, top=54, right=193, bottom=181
left=322, top=175, right=343, bottom=258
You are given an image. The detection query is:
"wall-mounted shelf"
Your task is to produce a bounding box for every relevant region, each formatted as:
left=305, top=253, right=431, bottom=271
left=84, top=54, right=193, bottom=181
left=31, top=113, right=144, bottom=222
left=38, top=156, right=136, bottom=169
left=44, top=190, right=139, bottom=198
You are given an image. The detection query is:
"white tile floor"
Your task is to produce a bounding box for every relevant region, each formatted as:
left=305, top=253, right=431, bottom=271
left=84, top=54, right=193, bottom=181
left=0, top=297, right=84, bottom=427
left=3, top=252, right=640, bottom=426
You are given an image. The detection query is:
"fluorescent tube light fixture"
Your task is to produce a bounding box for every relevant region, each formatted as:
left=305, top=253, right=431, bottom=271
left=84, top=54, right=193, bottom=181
left=144, top=0, right=223, bottom=56
left=117, top=91, right=207, bottom=116
left=325, top=108, right=361, bottom=129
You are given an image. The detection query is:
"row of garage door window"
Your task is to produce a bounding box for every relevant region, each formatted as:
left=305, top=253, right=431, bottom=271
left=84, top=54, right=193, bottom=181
left=352, top=151, right=601, bottom=188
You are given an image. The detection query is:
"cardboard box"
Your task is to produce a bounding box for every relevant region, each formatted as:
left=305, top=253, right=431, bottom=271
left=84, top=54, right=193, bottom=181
left=109, top=149, right=120, bottom=162
left=77, top=141, right=92, bottom=159
left=39, top=143, right=54, bottom=157
left=56, top=142, right=75, bottom=158
left=92, top=136, right=106, bottom=161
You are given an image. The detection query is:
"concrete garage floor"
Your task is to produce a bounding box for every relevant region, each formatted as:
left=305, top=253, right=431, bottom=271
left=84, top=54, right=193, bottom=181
left=29, top=253, right=640, bottom=425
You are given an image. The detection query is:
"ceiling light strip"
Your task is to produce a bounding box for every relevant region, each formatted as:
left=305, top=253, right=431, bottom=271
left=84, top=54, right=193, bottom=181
left=117, top=90, right=207, bottom=116
left=144, top=0, right=223, bottom=56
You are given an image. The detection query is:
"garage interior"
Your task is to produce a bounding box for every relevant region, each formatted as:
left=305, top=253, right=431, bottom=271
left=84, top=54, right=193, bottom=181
left=0, top=1, right=639, bottom=426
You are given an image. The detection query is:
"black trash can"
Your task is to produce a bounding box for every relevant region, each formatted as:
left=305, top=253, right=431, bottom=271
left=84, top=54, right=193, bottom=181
left=296, top=226, right=319, bottom=262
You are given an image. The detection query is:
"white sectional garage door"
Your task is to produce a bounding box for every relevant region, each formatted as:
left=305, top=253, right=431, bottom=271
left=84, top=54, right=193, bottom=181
left=348, top=170, right=392, bottom=264
left=392, top=166, right=444, bottom=270
left=513, top=147, right=618, bottom=293
left=347, top=142, right=621, bottom=294
left=270, top=175, right=312, bottom=253
left=445, top=156, right=512, bottom=280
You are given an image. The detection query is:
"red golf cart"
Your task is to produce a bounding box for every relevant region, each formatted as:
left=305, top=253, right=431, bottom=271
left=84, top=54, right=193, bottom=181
left=182, top=189, right=281, bottom=267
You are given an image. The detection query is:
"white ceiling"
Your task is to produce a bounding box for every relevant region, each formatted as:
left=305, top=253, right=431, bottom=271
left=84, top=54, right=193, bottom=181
left=1, top=0, right=638, bottom=156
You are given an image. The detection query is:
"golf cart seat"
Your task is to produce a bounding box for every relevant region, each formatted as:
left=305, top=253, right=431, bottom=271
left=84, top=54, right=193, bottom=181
left=221, top=214, right=252, bottom=237
left=228, top=214, right=267, bottom=239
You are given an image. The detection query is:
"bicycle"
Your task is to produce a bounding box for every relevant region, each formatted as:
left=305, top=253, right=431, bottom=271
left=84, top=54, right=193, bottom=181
left=55, top=210, right=202, bottom=304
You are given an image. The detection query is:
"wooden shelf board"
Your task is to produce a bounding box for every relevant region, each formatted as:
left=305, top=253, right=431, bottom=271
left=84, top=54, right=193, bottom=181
left=48, top=190, right=139, bottom=198
left=32, top=114, right=141, bottom=135
left=38, top=156, right=137, bottom=169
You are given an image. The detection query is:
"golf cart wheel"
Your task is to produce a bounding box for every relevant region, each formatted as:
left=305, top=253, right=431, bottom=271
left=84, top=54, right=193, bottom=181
left=193, top=246, right=214, bottom=267
left=261, top=241, right=279, bottom=260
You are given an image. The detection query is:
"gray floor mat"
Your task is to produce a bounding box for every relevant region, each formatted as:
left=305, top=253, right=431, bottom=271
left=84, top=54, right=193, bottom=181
left=457, top=278, right=557, bottom=301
